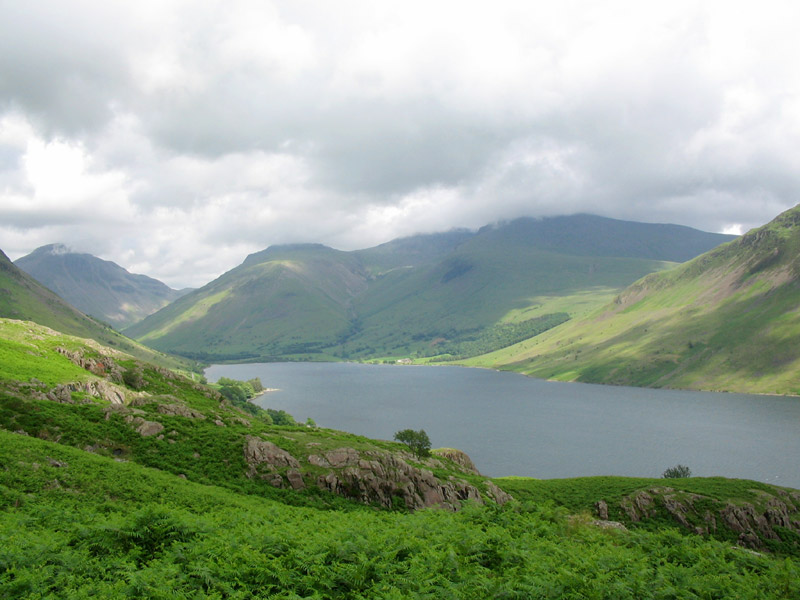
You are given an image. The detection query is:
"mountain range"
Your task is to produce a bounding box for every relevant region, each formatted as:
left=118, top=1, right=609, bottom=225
left=125, top=214, right=735, bottom=362
left=15, top=244, right=189, bottom=329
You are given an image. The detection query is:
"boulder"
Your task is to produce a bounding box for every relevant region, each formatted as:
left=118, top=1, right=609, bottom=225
left=244, top=437, right=301, bottom=472
left=125, top=417, right=165, bottom=437
left=157, top=403, right=206, bottom=419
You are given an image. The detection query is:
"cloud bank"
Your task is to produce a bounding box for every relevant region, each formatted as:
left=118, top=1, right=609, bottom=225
left=2, top=0, right=799, bottom=287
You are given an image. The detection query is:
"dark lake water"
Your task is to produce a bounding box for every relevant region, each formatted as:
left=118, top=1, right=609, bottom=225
left=205, top=362, right=800, bottom=488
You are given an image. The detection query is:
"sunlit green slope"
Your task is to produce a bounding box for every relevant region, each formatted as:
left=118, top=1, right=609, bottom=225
left=125, top=244, right=368, bottom=360
left=128, top=215, right=733, bottom=363
left=474, top=204, right=800, bottom=394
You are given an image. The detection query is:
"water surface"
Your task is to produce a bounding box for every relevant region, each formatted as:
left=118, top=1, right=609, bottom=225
left=206, top=362, right=800, bottom=487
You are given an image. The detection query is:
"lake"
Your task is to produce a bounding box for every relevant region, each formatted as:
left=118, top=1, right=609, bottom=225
left=205, top=362, right=800, bottom=488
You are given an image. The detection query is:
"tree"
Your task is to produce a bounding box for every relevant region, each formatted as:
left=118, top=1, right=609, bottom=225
left=662, top=464, right=692, bottom=478
left=394, top=429, right=431, bottom=458
left=247, top=377, right=264, bottom=393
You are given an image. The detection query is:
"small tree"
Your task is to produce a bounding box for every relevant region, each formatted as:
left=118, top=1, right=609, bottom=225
left=394, top=429, right=431, bottom=458
left=662, top=464, right=692, bottom=478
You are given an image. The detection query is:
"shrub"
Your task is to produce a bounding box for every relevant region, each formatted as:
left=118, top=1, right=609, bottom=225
left=662, top=464, right=692, bottom=478
left=122, top=368, right=146, bottom=390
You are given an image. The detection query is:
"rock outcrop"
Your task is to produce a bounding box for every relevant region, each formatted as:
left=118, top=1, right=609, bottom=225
left=315, top=448, right=484, bottom=511
left=611, top=486, right=800, bottom=550
left=44, top=380, right=127, bottom=405
left=432, top=448, right=481, bottom=475
left=243, top=438, right=511, bottom=511
left=157, top=403, right=206, bottom=419
left=55, top=346, right=123, bottom=381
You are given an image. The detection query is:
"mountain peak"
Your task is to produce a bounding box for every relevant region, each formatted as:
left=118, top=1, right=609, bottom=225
left=32, top=243, right=74, bottom=256
left=15, top=245, right=184, bottom=328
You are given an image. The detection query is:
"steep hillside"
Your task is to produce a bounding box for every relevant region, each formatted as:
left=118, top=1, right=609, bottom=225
left=0, top=318, right=506, bottom=511
left=129, top=215, right=734, bottom=363
left=476, top=204, right=800, bottom=394
left=0, top=249, right=194, bottom=371
left=15, top=244, right=187, bottom=329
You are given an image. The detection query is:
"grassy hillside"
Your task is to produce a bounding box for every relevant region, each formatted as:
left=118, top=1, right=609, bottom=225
left=2, top=318, right=799, bottom=597
left=0, top=249, right=195, bottom=372
left=128, top=215, right=733, bottom=363
left=15, top=244, right=187, bottom=329
left=471, top=204, right=800, bottom=395
left=125, top=244, right=367, bottom=361
left=0, top=319, right=499, bottom=510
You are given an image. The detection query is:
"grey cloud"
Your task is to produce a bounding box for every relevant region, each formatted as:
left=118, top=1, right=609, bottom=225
left=0, top=4, right=132, bottom=136
left=2, top=1, right=800, bottom=287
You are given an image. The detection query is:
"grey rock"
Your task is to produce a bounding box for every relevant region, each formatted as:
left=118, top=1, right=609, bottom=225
left=157, top=403, right=206, bottom=419
left=286, top=469, right=306, bottom=490
left=243, top=437, right=301, bottom=474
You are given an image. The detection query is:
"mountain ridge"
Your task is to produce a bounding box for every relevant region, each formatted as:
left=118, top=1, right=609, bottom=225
left=127, top=214, right=734, bottom=362
left=0, top=248, right=195, bottom=371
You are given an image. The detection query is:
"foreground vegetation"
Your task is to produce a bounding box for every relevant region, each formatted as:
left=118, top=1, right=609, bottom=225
left=3, top=430, right=799, bottom=599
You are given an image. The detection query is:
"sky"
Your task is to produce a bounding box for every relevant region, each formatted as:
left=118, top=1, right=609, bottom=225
left=2, top=1, right=800, bottom=289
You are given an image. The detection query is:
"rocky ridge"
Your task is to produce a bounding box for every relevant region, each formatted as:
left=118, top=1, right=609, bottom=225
left=244, top=436, right=511, bottom=511
left=601, top=486, right=800, bottom=551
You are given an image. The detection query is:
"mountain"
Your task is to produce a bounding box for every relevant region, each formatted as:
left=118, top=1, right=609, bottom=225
left=127, top=214, right=735, bottom=362
left=0, top=247, right=194, bottom=371
left=15, top=243, right=188, bottom=329
left=474, top=204, right=800, bottom=395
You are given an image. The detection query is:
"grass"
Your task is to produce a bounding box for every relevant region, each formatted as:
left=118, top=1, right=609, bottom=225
left=0, top=323, right=89, bottom=385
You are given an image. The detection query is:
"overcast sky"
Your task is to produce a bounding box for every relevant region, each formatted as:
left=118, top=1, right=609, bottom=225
left=2, top=1, right=800, bottom=288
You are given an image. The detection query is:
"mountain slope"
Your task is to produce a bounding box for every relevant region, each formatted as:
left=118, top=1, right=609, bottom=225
left=125, top=244, right=369, bottom=360
left=0, top=248, right=194, bottom=371
left=15, top=244, right=187, bottom=329
left=128, top=215, right=734, bottom=362
left=476, top=204, right=800, bottom=394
